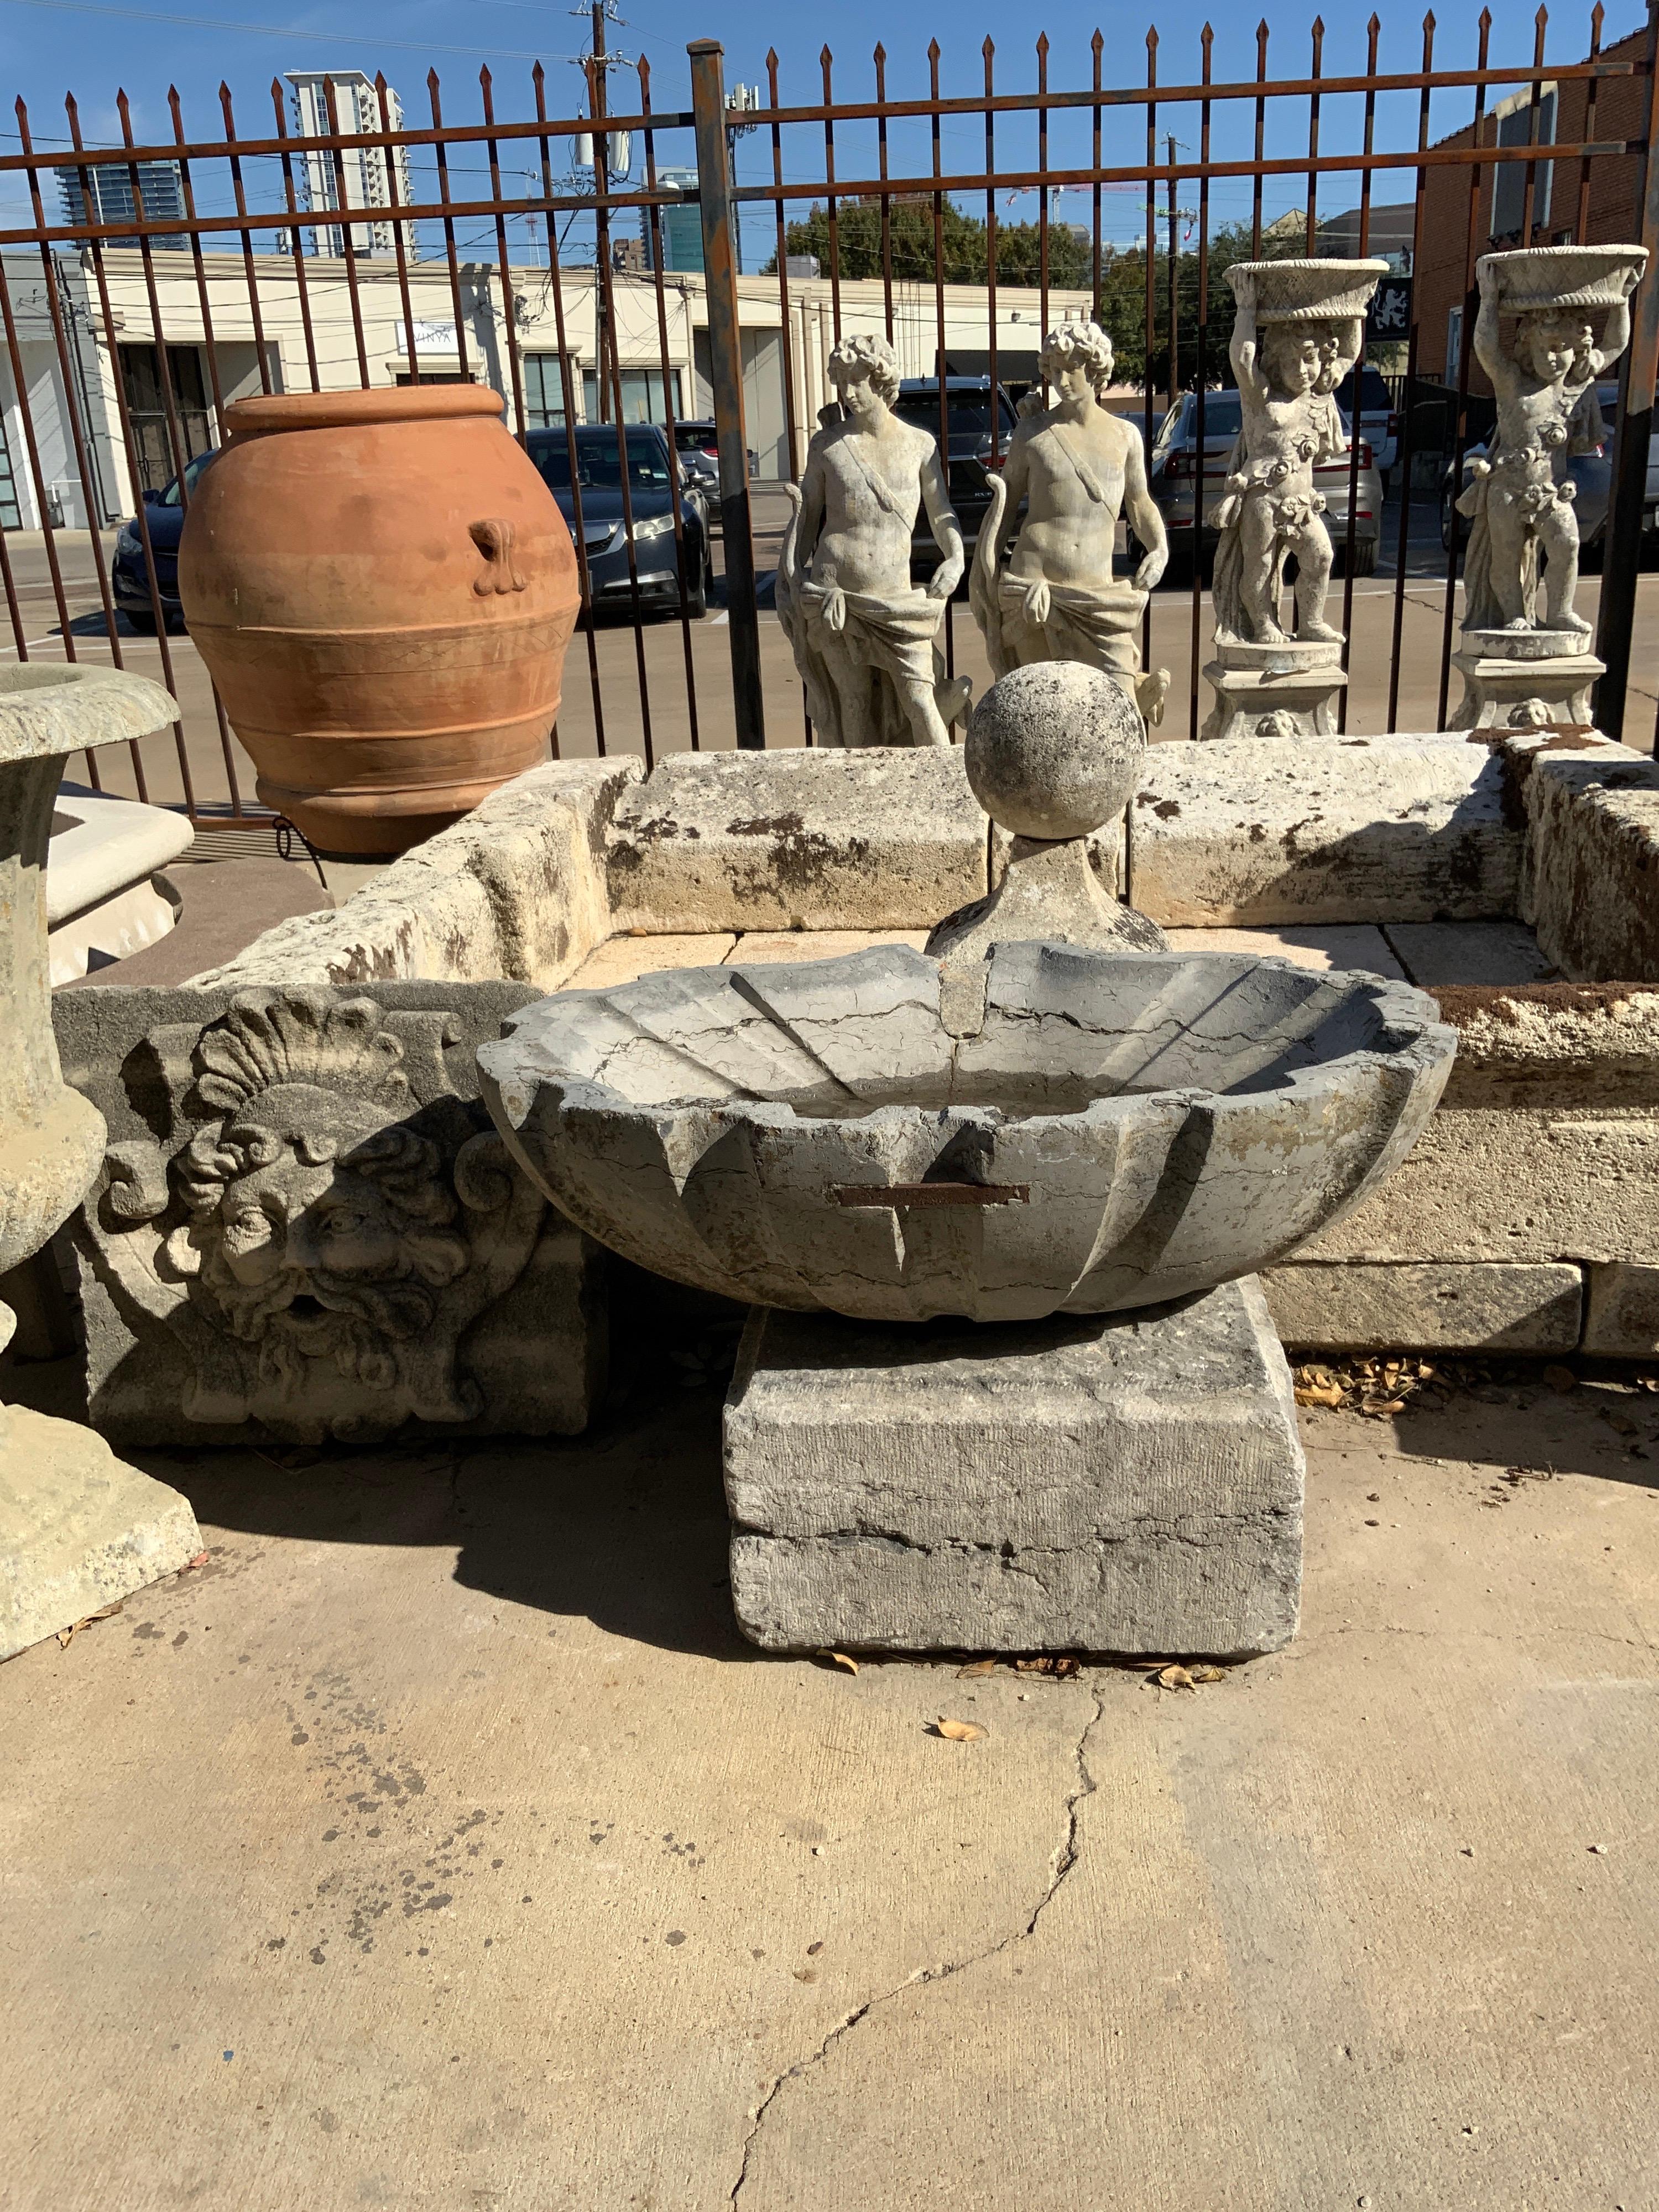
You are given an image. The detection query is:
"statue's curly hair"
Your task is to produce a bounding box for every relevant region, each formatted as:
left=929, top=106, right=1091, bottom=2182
left=827, top=331, right=901, bottom=406
left=1038, top=320, right=1116, bottom=394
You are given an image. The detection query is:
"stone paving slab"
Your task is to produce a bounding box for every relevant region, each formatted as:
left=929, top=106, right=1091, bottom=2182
left=1381, top=919, right=1553, bottom=989
left=564, top=931, right=738, bottom=989
left=1, top=1354, right=1656, bottom=2210
left=1163, top=924, right=1405, bottom=978
left=724, top=930, right=932, bottom=966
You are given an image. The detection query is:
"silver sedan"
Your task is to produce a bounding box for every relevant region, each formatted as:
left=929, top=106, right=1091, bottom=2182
left=1138, top=388, right=1385, bottom=580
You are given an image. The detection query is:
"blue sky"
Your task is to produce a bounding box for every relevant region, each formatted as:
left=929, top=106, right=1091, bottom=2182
left=0, top=0, right=1640, bottom=265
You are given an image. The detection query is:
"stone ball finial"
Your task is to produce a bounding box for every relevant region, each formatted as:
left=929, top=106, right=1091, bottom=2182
left=963, top=663, right=1145, bottom=843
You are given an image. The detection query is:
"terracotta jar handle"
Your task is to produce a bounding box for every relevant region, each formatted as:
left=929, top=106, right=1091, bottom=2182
left=469, top=517, right=527, bottom=596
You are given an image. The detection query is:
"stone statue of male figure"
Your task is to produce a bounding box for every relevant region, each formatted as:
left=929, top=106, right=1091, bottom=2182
left=970, top=321, right=1171, bottom=723
left=778, top=333, right=969, bottom=748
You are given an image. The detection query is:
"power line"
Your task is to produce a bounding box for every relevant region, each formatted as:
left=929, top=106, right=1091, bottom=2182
left=0, top=0, right=578, bottom=62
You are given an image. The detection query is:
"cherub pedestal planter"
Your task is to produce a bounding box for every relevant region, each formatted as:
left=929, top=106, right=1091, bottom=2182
left=1202, top=258, right=1387, bottom=740
left=1448, top=244, right=1647, bottom=731
left=0, top=667, right=201, bottom=1659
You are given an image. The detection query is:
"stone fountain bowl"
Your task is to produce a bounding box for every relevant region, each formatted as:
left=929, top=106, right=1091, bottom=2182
left=477, top=941, right=1457, bottom=1324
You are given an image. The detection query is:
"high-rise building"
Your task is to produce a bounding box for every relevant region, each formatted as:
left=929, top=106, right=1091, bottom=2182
left=641, top=169, right=703, bottom=273
left=55, top=158, right=187, bottom=246
left=285, top=71, right=417, bottom=260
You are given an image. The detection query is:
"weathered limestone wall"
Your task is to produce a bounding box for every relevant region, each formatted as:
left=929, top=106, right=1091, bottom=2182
left=1265, top=982, right=1659, bottom=1354
left=143, top=733, right=1659, bottom=1359
left=1509, top=729, right=1659, bottom=983
left=604, top=749, right=991, bottom=933
left=191, top=759, right=640, bottom=993
left=1130, top=733, right=1521, bottom=926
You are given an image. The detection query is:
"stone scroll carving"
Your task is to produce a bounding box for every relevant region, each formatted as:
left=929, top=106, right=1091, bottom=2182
left=1449, top=244, right=1648, bottom=731
left=969, top=320, right=1171, bottom=726
left=58, top=983, right=604, bottom=1447
left=1202, top=258, right=1387, bottom=740
left=777, top=333, right=971, bottom=748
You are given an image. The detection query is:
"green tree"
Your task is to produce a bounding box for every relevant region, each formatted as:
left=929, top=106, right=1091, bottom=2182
left=765, top=202, right=1306, bottom=398
left=764, top=201, right=1093, bottom=290
left=1096, top=218, right=1307, bottom=396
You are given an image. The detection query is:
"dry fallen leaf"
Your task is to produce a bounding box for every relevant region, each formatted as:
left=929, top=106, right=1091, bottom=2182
left=55, top=1597, right=126, bottom=1648
left=1543, top=1364, right=1578, bottom=1394
left=183, top=1551, right=210, bottom=1571
left=818, top=1649, right=859, bottom=1676
left=1295, top=1383, right=1343, bottom=1408
left=956, top=1658, right=996, bottom=1678
left=1190, top=1664, right=1226, bottom=1684
left=1156, top=1665, right=1197, bottom=1692
left=933, top=1718, right=988, bottom=1742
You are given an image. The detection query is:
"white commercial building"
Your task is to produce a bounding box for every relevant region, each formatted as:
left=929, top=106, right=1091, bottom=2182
left=0, top=246, right=1092, bottom=530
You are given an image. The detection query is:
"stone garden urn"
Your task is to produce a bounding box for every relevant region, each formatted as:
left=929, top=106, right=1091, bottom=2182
left=1, top=665, right=201, bottom=1658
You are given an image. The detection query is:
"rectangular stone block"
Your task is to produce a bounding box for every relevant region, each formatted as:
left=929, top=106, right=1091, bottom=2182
left=1262, top=1260, right=1583, bottom=1353
left=1509, top=732, right=1659, bottom=984
left=1, top=1407, right=202, bottom=1661
left=1583, top=1264, right=1659, bottom=1357
left=55, top=982, right=607, bottom=1448
left=191, top=758, right=641, bottom=992
left=1293, top=1104, right=1659, bottom=1265
left=723, top=1278, right=1304, bottom=1659
left=1129, top=733, right=1521, bottom=926
left=604, top=748, right=990, bottom=933
left=1425, top=983, right=1659, bottom=1109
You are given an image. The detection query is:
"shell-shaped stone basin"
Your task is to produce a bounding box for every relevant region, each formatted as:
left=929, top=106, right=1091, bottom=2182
left=477, top=941, right=1457, bottom=1323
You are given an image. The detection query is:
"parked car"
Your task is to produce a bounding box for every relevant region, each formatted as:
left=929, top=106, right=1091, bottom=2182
left=671, top=419, right=758, bottom=488
left=1437, top=380, right=1659, bottom=557
left=1142, top=388, right=1384, bottom=578
left=1332, top=364, right=1400, bottom=481
left=527, top=422, right=713, bottom=618
left=110, top=450, right=216, bottom=632
left=891, top=376, right=1020, bottom=580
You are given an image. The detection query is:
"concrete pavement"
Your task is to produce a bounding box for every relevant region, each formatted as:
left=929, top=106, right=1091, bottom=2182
left=3, top=1343, right=1657, bottom=2210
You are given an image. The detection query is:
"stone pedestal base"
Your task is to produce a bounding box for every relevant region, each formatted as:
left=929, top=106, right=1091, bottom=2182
left=722, top=1277, right=1305, bottom=1657
left=925, top=833, right=1167, bottom=964
left=1448, top=632, right=1601, bottom=731
left=1201, top=640, right=1347, bottom=741
left=1, top=1404, right=202, bottom=1660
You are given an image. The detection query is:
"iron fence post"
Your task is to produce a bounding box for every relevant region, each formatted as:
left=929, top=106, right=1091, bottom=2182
left=688, top=36, right=766, bottom=749
left=1595, top=0, right=1659, bottom=742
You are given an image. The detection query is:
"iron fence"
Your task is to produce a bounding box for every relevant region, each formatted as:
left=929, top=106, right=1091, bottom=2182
left=0, top=4, right=1655, bottom=824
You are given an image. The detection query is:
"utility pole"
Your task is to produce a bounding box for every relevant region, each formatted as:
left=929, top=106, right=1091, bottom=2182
left=591, top=0, right=611, bottom=422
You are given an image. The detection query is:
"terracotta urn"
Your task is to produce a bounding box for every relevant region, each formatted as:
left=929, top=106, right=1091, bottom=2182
left=179, top=387, right=580, bottom=857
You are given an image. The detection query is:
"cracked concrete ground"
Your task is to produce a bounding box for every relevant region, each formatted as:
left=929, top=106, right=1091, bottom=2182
left=3, top=1348, right=1658, bottom=2212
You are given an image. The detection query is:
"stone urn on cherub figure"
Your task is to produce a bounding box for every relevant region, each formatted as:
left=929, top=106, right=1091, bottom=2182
left=1448, top=243, right=1648, bottom=731
left=1201, top=257, right=1387, bottom=740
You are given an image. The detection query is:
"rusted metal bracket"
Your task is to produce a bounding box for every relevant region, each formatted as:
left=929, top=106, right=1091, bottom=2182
left=833, top=1183, right=1030, bottom=1209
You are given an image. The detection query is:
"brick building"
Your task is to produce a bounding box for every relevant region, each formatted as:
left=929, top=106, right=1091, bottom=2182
left=1413, top=20, right=1650, bottom=388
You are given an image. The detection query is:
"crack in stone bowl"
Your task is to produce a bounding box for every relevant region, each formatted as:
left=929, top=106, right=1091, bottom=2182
left=477, top=941, right=1457, bottom=1323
